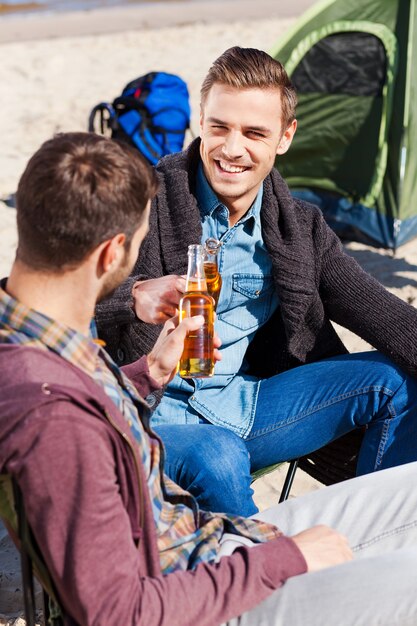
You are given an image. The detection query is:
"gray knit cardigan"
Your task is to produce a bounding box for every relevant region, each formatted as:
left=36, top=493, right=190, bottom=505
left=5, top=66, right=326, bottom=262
left=96, top=139, right=417, bottom=380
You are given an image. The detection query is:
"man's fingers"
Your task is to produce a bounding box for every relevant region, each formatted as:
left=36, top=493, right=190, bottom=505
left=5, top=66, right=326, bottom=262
left=213, top=348, right=222, bottom=362
left=213, top=332, right=222, bottom=348
left=179, top=315, right=205, bottom=332
left=160, top=289, right=183, bottom=308
left=175, top=277, right=187, bottom=293
left=291, top=525, right=353, bottom=572
left=161, top=314, right=205, bottom=339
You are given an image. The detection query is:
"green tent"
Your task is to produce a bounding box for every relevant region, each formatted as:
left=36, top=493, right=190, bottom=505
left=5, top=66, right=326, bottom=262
left=271, top=0, right=417, bottom=249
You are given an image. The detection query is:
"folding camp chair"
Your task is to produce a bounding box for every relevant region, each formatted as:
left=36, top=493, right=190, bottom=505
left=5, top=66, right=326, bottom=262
left=0, top=474, right=64, bottom=626
left=251, top=459, right=300, bottom=503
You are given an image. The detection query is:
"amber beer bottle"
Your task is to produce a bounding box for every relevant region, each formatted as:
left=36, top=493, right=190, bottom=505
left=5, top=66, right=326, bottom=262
left=204, top=237, right=222, bottom=309
left=179, top=244, right=215, bottom=378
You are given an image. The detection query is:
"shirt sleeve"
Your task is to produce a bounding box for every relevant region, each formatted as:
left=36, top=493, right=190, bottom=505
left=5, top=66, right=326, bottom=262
left=121, top=355, right=162, bottom=398
left=10, top=403, right=307, bottom=626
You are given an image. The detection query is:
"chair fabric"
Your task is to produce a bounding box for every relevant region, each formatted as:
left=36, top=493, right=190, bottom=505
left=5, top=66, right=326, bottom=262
left=298, top=429, right=362, bottom=486
left=251, top=429, right=362, bottom=502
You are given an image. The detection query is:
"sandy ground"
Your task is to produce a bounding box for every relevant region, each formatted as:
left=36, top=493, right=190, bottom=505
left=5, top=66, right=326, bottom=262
left=1, top=2, right=417, bottom=623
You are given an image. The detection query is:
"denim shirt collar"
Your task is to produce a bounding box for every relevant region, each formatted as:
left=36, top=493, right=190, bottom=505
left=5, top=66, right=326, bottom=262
left=196, top=163, right=263, bottom=235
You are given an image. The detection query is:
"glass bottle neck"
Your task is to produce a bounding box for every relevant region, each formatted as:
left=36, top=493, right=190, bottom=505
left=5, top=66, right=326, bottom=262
left=185, top=245, right=208, bottom=292
left=204, top=237, right=221, bottom=266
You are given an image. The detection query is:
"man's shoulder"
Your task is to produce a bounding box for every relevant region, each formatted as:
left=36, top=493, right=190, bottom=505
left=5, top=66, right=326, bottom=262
left=267, top=169, right=324, bottom=220
left=266, top=168, right=326, bottom=233
left=0, top=343, right=79, bottom=384
left=0, top=344, right=98, bottom=410
left=0, top=344, right=117, bottom=455
left=293, top=196, right=325, bottom=225
left=156, top=137, right=201, bottom=179
left=0, top=345, right=102, bottom=470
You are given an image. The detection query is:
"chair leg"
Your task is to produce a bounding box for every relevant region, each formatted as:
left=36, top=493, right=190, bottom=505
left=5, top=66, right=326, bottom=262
left=20, top=549, right=36, bottom=626
left=279, top=459, right=299, bottom=503
left=43, top=589, right=51, bottom=625
left=13, top=479, right=36, bottom=626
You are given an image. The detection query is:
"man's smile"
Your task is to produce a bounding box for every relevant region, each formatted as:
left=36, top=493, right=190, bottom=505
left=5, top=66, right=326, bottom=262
left=215, top=159, right=251, bottom=174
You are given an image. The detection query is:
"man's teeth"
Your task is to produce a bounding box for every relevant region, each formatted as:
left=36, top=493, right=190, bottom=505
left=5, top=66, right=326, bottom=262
left=219, top=160, right=246, bottom=173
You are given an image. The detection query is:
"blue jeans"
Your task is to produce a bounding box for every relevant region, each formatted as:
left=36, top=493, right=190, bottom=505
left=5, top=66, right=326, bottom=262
left=155, top=352, right=417, bottom=516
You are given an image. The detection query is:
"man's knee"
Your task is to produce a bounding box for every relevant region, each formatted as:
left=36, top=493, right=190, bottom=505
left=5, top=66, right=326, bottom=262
left=155, top=424, right=250, bottom=479
left=156, top=424, right=256, bottom=514
left=182, top=426, right=250, bottom=483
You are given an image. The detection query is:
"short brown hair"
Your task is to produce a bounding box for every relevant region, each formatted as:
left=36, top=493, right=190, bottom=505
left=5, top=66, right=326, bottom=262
left=200, top=46, right=297, bottom=127
left=16, top=132, right=158, bottom=271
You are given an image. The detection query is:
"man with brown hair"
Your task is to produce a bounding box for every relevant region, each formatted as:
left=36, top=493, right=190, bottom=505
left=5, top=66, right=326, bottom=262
left=96, top=46, right=417, bottom=517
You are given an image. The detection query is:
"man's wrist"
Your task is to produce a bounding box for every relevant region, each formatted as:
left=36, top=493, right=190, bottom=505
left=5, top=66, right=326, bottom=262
left=131, top=280, right=144, bottom=320
left=146, top=354, right=169, bottom=388
left=122, top=355, right=163, bottom=393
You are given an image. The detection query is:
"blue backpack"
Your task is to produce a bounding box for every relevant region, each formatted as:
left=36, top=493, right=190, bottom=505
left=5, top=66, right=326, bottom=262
left=88, top=72, right=191, bottom=165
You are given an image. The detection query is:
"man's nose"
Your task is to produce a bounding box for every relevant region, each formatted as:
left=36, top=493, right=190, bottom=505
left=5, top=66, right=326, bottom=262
left=222, top=131, right=244, bottom=160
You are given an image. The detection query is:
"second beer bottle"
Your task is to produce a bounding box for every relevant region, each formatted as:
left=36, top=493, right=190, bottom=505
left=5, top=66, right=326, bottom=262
left=179, top=244, right=215, bottom=378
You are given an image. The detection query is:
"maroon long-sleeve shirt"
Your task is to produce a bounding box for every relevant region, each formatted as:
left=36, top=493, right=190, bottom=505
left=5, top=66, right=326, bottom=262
left=0, top=344, right=306, bottom=625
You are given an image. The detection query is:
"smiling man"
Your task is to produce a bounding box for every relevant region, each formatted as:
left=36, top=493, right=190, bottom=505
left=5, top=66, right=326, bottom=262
left=96, top=47, right=417, bottom=516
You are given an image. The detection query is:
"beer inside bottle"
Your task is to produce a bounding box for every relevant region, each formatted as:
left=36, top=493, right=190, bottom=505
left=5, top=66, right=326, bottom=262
left=179, top=244, right=215, bottom=378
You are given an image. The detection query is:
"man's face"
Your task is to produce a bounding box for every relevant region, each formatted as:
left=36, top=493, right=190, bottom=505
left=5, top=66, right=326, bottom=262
left=200, top=83, right=296, bottom=215
left=98, top=202, right=150, bottom=302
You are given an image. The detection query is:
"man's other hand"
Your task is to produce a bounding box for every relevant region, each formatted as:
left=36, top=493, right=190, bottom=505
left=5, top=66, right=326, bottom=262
left=291, top=525, right=353, bottom=572
left=147, top=315, right=222, bottom=387
left=132, top=276, right=186, bottom=323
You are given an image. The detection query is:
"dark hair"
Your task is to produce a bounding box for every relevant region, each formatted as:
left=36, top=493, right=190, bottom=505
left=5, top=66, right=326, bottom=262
left=16, top=132, right=158, bottom=271
left=200, top=46, right=297, bottom=127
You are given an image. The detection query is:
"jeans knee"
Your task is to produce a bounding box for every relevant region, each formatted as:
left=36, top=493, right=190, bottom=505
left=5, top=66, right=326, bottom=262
left=186, top=427, right=250, bottom=483
left=159, top=425, right=256, bottom=515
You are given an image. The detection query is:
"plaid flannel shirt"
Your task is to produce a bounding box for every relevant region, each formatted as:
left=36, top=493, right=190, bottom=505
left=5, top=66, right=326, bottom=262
left=0, top=285, right=281, bottom=573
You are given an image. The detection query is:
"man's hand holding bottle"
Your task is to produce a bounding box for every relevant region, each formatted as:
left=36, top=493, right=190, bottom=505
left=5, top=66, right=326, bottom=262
left=132, top=275, right=186, bottom=323
left=147, top=314, right=222, bottom=387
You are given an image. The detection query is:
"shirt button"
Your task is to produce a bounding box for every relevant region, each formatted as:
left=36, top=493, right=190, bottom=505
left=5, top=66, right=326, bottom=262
left=190, top=395, right=196, bottom=401
left=255, top=290, right=261, bottom=296
left=146, top=394, right=156, bottom=407
left=117, top=348, right=125, bottom=364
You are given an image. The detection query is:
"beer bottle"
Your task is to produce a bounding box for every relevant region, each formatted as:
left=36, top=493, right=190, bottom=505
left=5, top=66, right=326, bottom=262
left=179, top=244, right=215, bottom=378
left=204, top=237, right=222, bottom=309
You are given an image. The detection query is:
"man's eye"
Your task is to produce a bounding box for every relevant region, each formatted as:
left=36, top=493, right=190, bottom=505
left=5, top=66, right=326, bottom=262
left=248, top=131, right=265, bottom=138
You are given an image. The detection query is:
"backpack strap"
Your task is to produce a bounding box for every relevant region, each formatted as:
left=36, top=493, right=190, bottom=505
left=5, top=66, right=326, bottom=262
left=88, top=102, right=117, bottom=135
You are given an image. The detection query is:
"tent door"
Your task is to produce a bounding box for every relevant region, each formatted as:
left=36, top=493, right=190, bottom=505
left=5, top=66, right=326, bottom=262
left=278, top=21, right=398, bottom=208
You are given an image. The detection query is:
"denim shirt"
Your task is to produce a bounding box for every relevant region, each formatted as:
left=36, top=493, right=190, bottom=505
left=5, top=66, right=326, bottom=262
left=151, top=165, right=279, bottom=437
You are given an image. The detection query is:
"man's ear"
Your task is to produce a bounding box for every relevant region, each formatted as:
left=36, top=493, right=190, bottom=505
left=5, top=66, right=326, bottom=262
left=276, top=119, right=297, bottom=156
left=98, top=233, right=126, bottom=274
